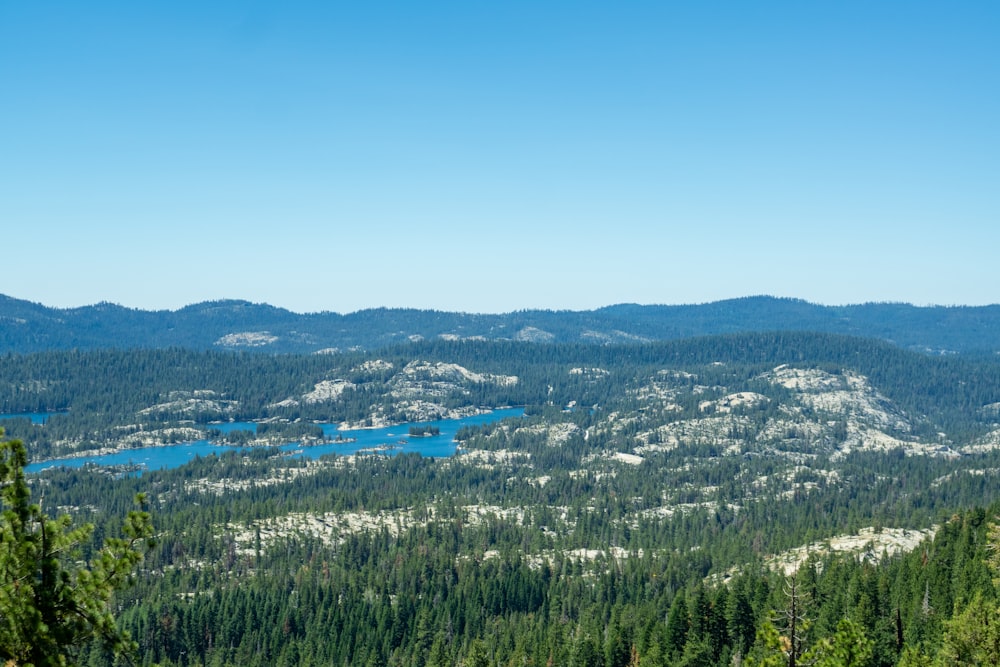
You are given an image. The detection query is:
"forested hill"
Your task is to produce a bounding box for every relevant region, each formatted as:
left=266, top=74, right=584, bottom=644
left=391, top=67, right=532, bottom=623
left=2, top=294, right=999, bottom=354
left=11, top=333, right=1000, bottom=665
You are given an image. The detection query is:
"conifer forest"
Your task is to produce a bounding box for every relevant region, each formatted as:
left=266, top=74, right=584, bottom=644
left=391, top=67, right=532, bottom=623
left=3, top=333, right=1000, bottom=665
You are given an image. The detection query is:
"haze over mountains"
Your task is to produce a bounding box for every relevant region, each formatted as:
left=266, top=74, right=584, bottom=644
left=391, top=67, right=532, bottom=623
left=2, top=294, right=999, bottom=354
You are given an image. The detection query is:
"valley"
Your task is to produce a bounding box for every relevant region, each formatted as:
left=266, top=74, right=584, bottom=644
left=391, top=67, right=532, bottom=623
left=3, top=333, right=1000, bottom=665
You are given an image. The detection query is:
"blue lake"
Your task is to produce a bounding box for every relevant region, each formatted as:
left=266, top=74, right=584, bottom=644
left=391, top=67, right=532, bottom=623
left=208, top=421, right=259, bottom=434
left=26, top=408, right=524, bottom=474
left=1, top=411, right=67, bottom=425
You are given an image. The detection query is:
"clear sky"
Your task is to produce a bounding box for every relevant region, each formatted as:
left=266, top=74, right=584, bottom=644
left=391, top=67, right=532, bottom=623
left=1, top=2, right=997, bottom=314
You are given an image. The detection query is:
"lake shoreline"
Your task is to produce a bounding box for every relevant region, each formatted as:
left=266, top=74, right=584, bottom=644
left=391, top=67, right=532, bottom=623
left=26, top=407, right=525, bottom=474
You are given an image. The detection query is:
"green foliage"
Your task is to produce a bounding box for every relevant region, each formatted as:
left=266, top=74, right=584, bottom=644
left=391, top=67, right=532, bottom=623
left=930, top=593, right=1000, bottom=665
left=0, top=433, right=153, bottom=666
left=22, top=454, right=1000, bottom=667
left=802, top=618, right=874, bottom=667
left=745, top=620, right=788, bottom=667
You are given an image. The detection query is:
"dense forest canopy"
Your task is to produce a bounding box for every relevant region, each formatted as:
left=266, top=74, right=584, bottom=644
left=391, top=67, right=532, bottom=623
left=2, top=332, right=1000, bottom=665
left=3, top=332, right=999, bottom=458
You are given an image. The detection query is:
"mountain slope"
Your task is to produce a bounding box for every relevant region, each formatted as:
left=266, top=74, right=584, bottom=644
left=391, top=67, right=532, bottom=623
left=3, top=294, right=1000, bottom=353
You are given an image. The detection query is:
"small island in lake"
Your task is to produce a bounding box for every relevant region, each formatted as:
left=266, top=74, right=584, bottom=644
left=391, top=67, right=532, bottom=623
left=407, top=425, right=441, bottom=437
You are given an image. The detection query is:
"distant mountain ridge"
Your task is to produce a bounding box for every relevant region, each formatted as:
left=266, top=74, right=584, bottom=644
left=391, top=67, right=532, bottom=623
left=1, top=294, right=999, bottom=354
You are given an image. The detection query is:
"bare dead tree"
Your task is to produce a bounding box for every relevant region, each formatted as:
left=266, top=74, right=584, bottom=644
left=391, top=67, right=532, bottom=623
left=772, top=573, right=811, bottom=667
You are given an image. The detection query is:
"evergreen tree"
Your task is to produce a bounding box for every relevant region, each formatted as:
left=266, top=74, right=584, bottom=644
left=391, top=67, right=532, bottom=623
left=0, top=433, right=153, bottom=666
left=803, top=618, right=874, bottom=667
left=664, top=594, right=689, bottom=658
left=931, top=593, right=1000, bottom=666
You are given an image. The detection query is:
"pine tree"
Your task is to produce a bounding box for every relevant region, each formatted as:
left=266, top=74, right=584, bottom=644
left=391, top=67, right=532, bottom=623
left=0, top=434, right=154, bottom=666
left=664, top=593, right=689, bottom=658
left=801, top=618, right=873, bottom=667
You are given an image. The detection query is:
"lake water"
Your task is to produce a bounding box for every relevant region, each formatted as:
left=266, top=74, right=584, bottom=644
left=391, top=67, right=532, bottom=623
left=208, top=421, right=258, bottom=434
left=26, top=408, right=524, bottom=474
left=0, top=411, right=67, bottom=425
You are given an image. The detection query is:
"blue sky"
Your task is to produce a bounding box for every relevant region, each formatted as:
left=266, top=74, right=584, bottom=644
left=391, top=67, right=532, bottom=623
left=2, top=2, right=997, bottom=313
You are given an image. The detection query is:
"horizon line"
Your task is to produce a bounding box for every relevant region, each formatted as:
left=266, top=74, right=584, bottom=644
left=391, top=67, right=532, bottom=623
left=3, top=293, right=998, bottom=317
